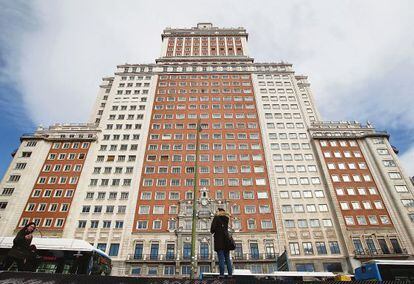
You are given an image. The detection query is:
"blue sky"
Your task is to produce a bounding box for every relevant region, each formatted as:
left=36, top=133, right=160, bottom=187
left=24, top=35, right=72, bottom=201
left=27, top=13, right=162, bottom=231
left=1, top=0, right=413, bottom=177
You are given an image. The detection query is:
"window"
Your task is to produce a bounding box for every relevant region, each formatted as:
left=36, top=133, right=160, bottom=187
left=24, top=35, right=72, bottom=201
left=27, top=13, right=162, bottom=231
left=322, top=219, right=333, bottom=227
left=362, top=201, right=372, bottom=209
left=319, top=204, right=328, bottom=212
left=102, top=221, right=111, bottom=228
left=153, top=220, right=162, bottom=229
left=296, top=264, right=315, bottom=272
left=401, top=199, right=414, bottom=208
left=356, top=216, right=367, bottom=225
left=374, top=200, right=384, bottom=209
left=0, top=202, right=8, bottom=210
left=377, top=149, right=389, bottom=155
left=136, top=221, right=147, bottom=229
left=250, top=243, right=259, bottom=259
left=90, top=220, right=99, bottom=228
left=199, top=243, right=209, bottom=260
left=181, top=265, right=191, bottom=276
left=109, top=244, right=120, bottom=256
left=344, top=216, right=355, bottom=225
left=383, top=160, right=396, bottom=167
left=9, top=175, right=21, bottom=182
left=352, top=202, right=361, bottom=210
left=153, top=205, right=164, bottom=214
left=155, top=192, right=166, bottom=200
left=368, top=187, right=377, bottom=195
left=368, top=215, right=378, bottom=225
left=245, top=205, right=256, bottom=214
left=243, top=191, right=254, bottom=199
left=315, top=190, right=324, bottom=198
left=329, top=241, right=340, bottom=254
left=15, top=163, right=27, bottom=170
left=284, top=220, right=295, bottom=228
left=331, top=175, right=340, bottom=182
left=261, top=220, right=273, bottom=229
left=247, top=219, right=256, bottom=229
left=389, top=172, right=402, bottom=179
left=2, top=188, right=14, bottom=196
left=138, top=206, right=150, bottom=215
left=78, top=220, right=86, bottom=228
left=380, top=216, right=390, bottom=224
left=183, top=243, right=191, bottom=260
left=22, top=151, right=32, bottom=158
left=358, top=188, right=367, bottom=195
left=303, top=242, right=314, bottom=255
left=353, top=239, right=364, bottom=254
left=289, top=243, right=300, bottom=255
left=94, top=206, right=102, bottom=213
left=316, top=242, right=327, bottom=255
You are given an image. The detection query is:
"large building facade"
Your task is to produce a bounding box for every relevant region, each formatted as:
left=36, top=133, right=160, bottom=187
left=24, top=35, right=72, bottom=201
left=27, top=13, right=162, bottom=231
left=0, top=23, right=413, bottom=276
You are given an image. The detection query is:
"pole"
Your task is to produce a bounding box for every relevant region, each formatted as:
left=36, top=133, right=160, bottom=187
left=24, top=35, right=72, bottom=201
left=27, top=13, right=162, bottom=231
left=190, top=119, right=201, bottom=279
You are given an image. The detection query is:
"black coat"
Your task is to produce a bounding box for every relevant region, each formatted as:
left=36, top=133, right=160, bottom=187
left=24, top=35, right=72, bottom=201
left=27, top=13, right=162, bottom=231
left=8, top=228, right=33, bottom=260
left=210, top=211, right=230, bottom=252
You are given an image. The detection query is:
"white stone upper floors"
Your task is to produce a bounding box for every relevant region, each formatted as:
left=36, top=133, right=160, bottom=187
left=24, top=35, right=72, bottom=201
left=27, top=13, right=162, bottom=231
left=63, top=70, right=158, bottom=262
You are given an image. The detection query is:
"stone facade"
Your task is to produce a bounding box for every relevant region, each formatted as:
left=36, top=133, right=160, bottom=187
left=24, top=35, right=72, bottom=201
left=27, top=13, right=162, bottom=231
left=0, top=23, right=413, bottom=277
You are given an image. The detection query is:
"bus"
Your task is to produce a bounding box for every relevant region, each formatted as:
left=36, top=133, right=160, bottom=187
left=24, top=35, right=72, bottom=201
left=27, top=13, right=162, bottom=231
left=201, top=269, right=337, bottom=282
left=0, top=237, right=111, bottom=275
left=355, top=260, right=414, bottom=281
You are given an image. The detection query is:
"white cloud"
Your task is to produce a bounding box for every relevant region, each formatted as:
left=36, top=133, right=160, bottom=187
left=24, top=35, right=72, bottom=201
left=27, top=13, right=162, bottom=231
left=0, top=0, right=37, bottom=129
left=3, top=0, right=414, bottom=173
left=400, top=146, right=414, bottom=178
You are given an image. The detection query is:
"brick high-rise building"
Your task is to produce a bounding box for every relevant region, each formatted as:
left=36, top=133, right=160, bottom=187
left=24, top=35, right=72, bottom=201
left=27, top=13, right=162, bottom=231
left=0, top=23, right=413, bottom=276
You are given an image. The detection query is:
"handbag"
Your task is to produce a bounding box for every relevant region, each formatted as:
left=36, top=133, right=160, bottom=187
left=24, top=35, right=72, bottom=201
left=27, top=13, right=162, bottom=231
left=225, top=231, right=236, bottom=251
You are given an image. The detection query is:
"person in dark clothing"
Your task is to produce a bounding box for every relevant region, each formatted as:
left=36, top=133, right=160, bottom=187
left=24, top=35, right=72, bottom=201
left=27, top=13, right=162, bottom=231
left=210, top=208, right=233, bottom=276
left=1, top=222, right=36, bottom=271
left=24, top=245, right=39, bottom=272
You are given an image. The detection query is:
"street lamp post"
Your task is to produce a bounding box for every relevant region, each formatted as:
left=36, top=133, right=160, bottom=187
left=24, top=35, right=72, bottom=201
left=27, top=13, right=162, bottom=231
left=190, top=119, right=202, bottom=279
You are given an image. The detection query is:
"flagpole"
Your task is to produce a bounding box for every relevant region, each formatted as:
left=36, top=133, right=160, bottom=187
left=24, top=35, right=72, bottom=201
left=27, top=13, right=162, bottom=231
left=190, top=119, right=201, bottom=279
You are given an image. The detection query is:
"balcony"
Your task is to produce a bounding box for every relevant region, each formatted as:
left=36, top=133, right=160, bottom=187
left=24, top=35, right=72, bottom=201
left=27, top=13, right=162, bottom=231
left=126, top=254, right=177, bottom=262
left=354, top=247, right=409, bottom=259
left=198, top=254, right=211, bottom=261
left=126, top=252, right=278, bottom=263
left=231, top=253, right=277, bottom=262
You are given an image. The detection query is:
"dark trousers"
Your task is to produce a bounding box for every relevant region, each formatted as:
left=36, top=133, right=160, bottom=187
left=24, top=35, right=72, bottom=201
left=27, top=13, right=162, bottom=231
left=217, top=250, right=233, bottom=276
left=1, top=256, right=26, bottom=271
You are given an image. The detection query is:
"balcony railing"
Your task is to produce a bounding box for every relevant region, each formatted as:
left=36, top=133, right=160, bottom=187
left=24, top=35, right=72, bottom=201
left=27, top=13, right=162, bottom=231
left=354, top=247, right=408, bottom=258
left=232, top=253, right=277, bottom=261
left=127, top=252, right=277, bottom=262
left=127, top=254, right=177, bottom=261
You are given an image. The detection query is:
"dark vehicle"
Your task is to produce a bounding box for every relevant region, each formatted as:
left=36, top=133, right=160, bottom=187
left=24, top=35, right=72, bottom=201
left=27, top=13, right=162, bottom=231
left=0, top=237, right=111, bottom=275
left=355, top=260, right=414, bottom=281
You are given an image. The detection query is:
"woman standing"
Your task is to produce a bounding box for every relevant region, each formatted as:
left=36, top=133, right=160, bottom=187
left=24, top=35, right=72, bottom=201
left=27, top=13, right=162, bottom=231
left=210, top=208, right=233, bottom=276
left=1, top=222, right=36, bottom=271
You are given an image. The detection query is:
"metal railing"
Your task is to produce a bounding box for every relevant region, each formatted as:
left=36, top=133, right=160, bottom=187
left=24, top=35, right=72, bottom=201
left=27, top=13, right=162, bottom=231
left=354, top=247, right=408, bottom=257
left=232, top=253, right=277, bottom=261
left=127, top=254, right=178, bottom=261
left=127, top=253, right=277, bottom=262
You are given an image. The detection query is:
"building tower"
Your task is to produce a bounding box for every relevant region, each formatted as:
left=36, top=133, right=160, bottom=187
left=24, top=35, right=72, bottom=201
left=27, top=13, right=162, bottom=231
left=0, top=23, right=413, bottom=276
